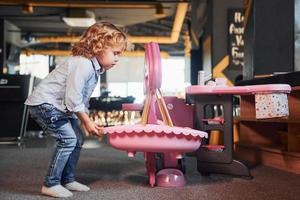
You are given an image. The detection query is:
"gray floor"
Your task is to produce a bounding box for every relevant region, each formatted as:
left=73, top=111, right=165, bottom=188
left=1, top=137, right=300, bottom=200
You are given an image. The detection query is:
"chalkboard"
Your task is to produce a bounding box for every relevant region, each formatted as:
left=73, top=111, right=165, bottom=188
left=228, top=9, right=245, bottom=71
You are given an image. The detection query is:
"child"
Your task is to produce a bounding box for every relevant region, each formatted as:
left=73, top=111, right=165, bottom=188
left=25, top=22, right=127, bottom=198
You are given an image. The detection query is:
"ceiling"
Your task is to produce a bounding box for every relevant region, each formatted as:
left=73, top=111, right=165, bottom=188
left=0, top=0, right=192, bottom=56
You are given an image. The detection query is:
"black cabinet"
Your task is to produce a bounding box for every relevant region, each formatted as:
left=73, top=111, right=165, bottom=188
left=0, top=74, right=32, bottom=139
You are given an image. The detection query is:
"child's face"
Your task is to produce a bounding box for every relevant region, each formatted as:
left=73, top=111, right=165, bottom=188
left=95, top=46, right=123, bottom=71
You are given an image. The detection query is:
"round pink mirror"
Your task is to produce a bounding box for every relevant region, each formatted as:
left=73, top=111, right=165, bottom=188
left=144, top=42, right=162, bottom=93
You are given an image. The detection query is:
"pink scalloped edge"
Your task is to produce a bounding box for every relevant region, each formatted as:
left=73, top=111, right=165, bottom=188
left=103, top=124, right=208, bottom=139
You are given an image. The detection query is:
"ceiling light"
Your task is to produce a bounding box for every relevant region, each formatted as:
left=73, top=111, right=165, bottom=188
left=63, top=9, right=96, bottom=27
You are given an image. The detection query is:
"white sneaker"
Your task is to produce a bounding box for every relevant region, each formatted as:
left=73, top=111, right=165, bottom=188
left=41, top=185, right=73, bottom=198
left=64, top=181, right=90, bottom=192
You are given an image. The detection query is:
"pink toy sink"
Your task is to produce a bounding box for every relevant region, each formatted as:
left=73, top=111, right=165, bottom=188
left=104, top=124, right=207, bottom=156
left=102, top=42, right=207, bottom=187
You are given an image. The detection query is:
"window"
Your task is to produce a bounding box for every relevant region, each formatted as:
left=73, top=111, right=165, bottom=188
left=161, top=57, right=188, bottom=96
left=105, top=56, right=190, bottom=101
left=19, top=54, right=49, bottom=78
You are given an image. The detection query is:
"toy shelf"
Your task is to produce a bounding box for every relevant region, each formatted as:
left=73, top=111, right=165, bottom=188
left=234, top=86, right=300, bottom=174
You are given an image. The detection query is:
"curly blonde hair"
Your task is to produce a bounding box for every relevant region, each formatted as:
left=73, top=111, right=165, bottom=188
left=71, top=22, right=127, bottom=59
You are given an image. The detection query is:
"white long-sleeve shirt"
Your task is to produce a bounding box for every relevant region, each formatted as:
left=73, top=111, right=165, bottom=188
left=25, top=56, right=103, bottom=113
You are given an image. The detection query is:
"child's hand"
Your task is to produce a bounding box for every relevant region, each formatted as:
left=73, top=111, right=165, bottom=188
left=84, top=121, right=103, bottom=137
left=76, top=112, right=104, bottom=137
left=94, top=125, right=104, bottom=137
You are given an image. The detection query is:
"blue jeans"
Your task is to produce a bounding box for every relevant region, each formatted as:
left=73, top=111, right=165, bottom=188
left=28, top=103, right=85, bottom=187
